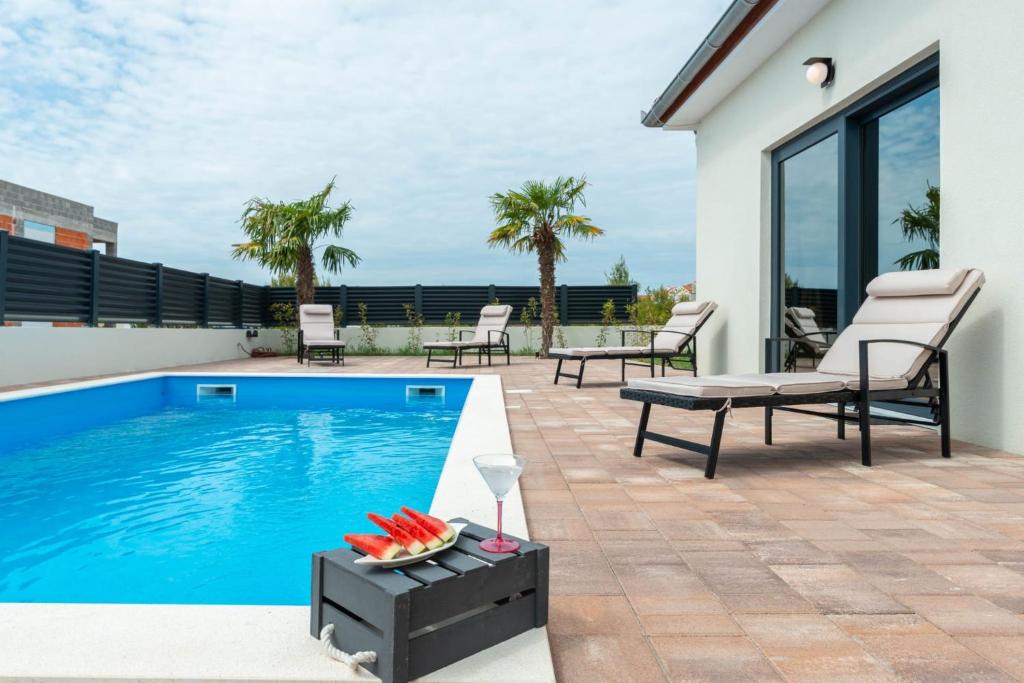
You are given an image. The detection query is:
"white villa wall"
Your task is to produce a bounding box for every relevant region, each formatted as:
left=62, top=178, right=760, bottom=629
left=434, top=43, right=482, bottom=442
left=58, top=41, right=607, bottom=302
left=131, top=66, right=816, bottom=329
left=0, top=325, right=613, bottom=388
left=692, top=0, right=1024, bottom=453
left=0, top=328, right=269, bottom=388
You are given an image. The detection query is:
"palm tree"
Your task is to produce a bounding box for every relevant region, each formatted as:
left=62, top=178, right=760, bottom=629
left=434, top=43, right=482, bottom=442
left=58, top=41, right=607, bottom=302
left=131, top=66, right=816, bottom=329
left=487, top=176, right=603, bottom=356
left=894, top=183, right=940, bottom=271
left=232, top=178, right=360, bottom=305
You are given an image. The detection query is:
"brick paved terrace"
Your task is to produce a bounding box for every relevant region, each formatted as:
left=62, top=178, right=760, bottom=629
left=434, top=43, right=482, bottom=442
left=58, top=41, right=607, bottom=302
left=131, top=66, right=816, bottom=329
left=12, top=355, right=1024, bottom=682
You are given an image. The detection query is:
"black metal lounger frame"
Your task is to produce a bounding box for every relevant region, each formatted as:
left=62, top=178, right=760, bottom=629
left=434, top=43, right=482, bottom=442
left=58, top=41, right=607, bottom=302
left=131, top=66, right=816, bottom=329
left=552, top=313, right=712, bottom=388
left=425, top=329, right=511, bottom=368
left=297, top=329, right=345, bottom=366
left=621, top=290, right=979, bottom=479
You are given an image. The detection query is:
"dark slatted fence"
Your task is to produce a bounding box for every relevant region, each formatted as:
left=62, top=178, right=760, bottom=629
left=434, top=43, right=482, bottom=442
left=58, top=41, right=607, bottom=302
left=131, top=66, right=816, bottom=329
left=0, top=232, right=637, bottom=327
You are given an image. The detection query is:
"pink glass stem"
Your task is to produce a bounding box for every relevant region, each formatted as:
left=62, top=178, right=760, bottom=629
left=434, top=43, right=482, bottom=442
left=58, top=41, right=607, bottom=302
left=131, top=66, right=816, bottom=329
left=496, top=499, right=503, bottom=542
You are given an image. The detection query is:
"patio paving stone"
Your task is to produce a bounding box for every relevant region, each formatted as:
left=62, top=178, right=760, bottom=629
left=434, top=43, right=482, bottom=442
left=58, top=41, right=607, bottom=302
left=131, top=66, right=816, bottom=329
left=20, top=355, right=1024, bottom=681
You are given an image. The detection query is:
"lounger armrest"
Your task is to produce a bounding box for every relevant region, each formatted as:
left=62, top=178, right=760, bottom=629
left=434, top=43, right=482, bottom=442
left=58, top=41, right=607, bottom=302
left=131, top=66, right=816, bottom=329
left=486, top=329, right=510, bottom=347
left=857, top=338, right=945, bottom=394
left=458, top=329, right=473, bottom=341
left=620, top=328, right=655, bottom=354
left=619, top=328, right=693, bottom=355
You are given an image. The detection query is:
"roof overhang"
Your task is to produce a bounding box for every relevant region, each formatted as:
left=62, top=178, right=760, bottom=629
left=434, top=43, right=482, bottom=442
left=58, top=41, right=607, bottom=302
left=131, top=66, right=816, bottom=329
left=642, top=0, right=832, bottom=131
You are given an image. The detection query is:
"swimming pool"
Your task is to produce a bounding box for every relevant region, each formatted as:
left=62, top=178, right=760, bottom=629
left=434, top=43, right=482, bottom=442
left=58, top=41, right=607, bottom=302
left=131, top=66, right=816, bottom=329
left=0, top=374, right=472, bottom=606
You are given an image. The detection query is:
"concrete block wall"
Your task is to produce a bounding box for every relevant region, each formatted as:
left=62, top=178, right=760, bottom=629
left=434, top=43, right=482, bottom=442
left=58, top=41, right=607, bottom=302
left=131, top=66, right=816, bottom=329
left=0, top=179, right=116, bottom=248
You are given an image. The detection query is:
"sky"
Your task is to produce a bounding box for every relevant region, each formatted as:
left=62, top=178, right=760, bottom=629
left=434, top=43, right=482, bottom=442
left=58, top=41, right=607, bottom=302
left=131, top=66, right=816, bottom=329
left=0, top=0, right=731, bottom=287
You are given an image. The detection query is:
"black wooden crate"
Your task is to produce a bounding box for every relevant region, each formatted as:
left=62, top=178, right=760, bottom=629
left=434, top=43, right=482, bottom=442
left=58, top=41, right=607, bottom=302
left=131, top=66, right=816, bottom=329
left=311, top=518, right=549, bottom=683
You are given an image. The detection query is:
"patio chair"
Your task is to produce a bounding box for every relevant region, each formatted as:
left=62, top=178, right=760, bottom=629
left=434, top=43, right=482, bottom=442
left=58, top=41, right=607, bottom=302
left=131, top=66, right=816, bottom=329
left=621, top=268, right=984, bottom=478
left=423, top=304, right=512, bottom=367
left=549, top=301, right=717, bottom=388
left=297, top=304, right=345, bottom=366
left=783, top=306, right=835, bottom=371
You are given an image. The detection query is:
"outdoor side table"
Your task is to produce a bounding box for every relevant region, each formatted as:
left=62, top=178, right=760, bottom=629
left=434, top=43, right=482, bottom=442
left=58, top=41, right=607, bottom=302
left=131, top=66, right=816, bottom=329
left=311, top=518, right=549, bottom=683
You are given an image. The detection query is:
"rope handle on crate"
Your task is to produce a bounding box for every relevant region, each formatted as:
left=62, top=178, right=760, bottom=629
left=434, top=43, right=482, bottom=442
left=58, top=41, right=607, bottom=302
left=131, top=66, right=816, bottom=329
left=319, top=624, right=377, bottom=670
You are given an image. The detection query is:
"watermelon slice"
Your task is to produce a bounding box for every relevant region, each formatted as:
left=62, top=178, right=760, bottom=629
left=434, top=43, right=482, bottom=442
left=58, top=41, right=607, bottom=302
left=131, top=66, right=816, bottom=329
left=393, top=513, right=444, bottom=550
left=344, top=533, right=401, bottom=560
left=367, top=513, right=426, bottom=555
left=401, top=507, right=455, bottom=543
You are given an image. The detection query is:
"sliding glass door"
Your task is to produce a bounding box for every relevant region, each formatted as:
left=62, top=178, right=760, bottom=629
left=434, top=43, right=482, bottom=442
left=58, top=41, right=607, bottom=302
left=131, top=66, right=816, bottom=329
left=781, top=135, right=839, bottom=332
left=771, top=54, right=939, bottom=374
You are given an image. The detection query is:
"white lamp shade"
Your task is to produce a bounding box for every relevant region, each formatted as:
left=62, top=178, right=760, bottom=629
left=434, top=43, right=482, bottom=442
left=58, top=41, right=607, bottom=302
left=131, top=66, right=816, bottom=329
left=805, top=62, right=829, bottom=86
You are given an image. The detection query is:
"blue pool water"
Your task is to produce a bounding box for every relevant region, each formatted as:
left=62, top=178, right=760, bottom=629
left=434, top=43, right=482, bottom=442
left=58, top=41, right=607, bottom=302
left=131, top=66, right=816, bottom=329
left=0, top=375, right=471, bottom=605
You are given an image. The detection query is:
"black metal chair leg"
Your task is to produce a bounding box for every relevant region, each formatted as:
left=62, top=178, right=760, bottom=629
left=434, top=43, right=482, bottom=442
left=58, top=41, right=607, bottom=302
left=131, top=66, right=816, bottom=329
left=633, top=402, right=651, bottom=457
left=661, top=358, right=666, bottom=376
left=621, top=358, right=626, bottom=383
left=505, top=345, right=510, bottom=365
left=838, top=402, right=846, bottom=440
left=859, top=396, right=872, bottom=466
left=858, top=342, right=872, bottom=466
left=576, top=358, right=586, bottom=389
left=938, top=350, right=951, bottom=458
left=705, top=409, right=727, bottom=479
left=764, top=406, right=772, bottom=445
left=554, top=358, right=562, bottom=385
left=426, top=348, right=432, bottom=367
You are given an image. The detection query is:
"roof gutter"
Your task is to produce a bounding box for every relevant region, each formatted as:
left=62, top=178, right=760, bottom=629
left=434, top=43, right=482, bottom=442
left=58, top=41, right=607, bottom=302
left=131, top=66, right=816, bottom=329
left=641, top=0, right=777, bottom=128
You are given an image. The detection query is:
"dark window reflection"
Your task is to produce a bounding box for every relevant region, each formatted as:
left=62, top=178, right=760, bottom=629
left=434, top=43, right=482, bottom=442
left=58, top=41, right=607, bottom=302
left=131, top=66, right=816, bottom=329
left=877, top=88, right=940, bottom=273
left=782, top=134, right=838, bottom=331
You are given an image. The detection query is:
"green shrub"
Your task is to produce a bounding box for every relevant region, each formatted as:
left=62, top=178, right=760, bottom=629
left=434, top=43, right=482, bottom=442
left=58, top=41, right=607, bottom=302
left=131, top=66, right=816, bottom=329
left=356, top=302, right=379, bottom=352
left=270, top=302, right=296, bottom=353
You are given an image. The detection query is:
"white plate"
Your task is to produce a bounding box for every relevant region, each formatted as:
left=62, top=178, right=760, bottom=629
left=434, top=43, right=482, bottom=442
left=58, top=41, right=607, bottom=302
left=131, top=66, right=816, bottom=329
left=353, top=522, right=468, bottom=568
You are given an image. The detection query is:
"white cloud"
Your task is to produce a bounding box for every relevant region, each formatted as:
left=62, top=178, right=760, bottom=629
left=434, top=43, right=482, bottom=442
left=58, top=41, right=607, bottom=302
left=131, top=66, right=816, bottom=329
left=0, top=0, right=729, bottom=287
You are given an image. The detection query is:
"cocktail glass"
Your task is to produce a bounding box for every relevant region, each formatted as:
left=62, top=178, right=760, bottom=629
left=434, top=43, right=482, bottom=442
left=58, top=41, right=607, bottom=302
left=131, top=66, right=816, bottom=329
left=472, top=453, right=526, bottom=553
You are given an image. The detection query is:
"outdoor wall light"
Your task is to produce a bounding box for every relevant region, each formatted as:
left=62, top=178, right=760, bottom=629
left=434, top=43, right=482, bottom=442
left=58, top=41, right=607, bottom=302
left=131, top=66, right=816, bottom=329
left=803, top=57, right=835, bottom=88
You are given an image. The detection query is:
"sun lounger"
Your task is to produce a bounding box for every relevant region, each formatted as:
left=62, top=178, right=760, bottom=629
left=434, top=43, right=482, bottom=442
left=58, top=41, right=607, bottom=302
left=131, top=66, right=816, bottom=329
left=298, top=304, right=345, bottom=366
left=549, top=301, right=717, bottom=388
left=423, top=304, right=512, bottom=367
left=621, top=269, right=984, bottom=478
left=783, top=306, right=835, bottom=370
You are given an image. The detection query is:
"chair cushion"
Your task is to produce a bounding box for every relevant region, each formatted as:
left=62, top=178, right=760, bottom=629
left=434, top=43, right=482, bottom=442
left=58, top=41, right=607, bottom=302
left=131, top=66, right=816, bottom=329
left=299, top=304, right=336, bottom=342
left=472, top=305, right=512, bottom=343
left=789, top=307, right=815, bottom=319
left=866, top=268, right=968, bottom=297
left=670, top=301, right=710, bottom=316
left=653, top=301, right=717, bottom=351
left=818, top=269, right=984, bottom=380
left=627, top=375, right=776, bottom=398
left=607, top=346, right=661, bottom=356
left=549, top=347, right=607, bottom=357
left=304, top=340, right=346, bottom=348
left=818, top=373, right=908, bottom=391
left=729, top=372, right=846, bottom=395
left=423, top=340, right=486, bottom=349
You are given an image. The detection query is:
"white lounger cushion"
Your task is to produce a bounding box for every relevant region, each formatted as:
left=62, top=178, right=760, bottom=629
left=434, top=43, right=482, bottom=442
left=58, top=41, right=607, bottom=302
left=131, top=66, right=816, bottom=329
left=627, top=372, right=908, bottom=398
left=423, top=340, right=488, bottom=349
left=553, top=301, right=716, bottom=357
left=424, top=304, right=513, bottom=349
left=653, top=301, right=716, bottom=351
left=471, top=304, right=513, bottom=344
left=628, top=375, right=776, bottom=398
left=548, top=347, right=608, bottom=357
left=299, top=304, right=340, bottom=343
left=787, top=306, right=830, bottom=347
left=818, top=269, right=984, bottom=380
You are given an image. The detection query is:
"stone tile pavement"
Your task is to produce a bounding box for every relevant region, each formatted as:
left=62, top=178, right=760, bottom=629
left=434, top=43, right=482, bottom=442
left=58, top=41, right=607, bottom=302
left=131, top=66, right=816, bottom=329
left=9, top=354, right=1024, bottom=682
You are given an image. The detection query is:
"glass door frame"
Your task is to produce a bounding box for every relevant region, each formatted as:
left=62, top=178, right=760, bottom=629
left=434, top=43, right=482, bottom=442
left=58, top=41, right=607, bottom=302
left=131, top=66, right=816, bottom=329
left=768, top=53, right=939, bottom=370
